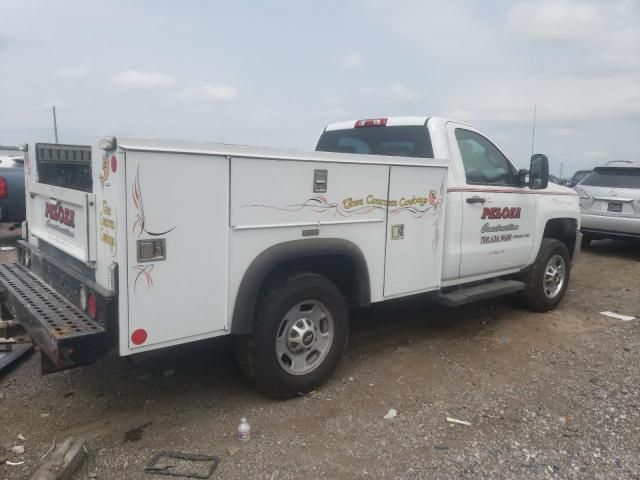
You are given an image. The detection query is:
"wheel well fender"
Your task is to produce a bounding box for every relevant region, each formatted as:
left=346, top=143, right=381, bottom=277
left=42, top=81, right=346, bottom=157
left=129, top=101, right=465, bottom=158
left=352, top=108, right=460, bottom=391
left=542, top=218, right=578, bottom=258
left=230, top=238, right=371, bottom=334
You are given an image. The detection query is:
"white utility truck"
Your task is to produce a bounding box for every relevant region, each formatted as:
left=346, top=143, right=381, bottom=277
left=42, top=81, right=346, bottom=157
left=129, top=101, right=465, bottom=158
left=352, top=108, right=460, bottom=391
left=0, top=117, right=580, bottom=398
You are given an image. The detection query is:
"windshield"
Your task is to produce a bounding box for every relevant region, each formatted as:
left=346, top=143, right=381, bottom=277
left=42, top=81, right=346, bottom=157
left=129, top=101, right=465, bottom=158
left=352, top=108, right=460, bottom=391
left=316, top=125, right=433, bottom=158
left=572, top=171, right=590, bottom=182
left=581, top=168, right=640, bottom=189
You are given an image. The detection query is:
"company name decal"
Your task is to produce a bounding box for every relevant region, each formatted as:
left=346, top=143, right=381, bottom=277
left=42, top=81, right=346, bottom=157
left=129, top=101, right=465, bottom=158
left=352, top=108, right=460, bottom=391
left=481, top=207, right=521, bottom=220
left=242, top=190, right=443, bottom=219
left=45, top=201, right=76, bottom=228
left=342, top=192, right=439, bottom=210
left=481, top=223, right=519, bottom=233
left=478, top=206, right=527, bottom=246
left=100, top=200, right=117, bottom=255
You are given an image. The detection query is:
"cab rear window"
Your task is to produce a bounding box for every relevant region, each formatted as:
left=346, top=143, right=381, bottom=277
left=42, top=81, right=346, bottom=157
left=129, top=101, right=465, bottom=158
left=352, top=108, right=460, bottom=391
left=316, top=126, right=433, bottom=158
left=581, top=168, right=640, bottom=189
left=35, top=143, right=92, bottom=193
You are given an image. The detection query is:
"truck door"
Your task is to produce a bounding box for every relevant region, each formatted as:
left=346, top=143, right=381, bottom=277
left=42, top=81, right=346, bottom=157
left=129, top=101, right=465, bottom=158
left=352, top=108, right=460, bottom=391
left=384, top=165, right=447, bottom=297
left=447, top=123, right=536, bottom=278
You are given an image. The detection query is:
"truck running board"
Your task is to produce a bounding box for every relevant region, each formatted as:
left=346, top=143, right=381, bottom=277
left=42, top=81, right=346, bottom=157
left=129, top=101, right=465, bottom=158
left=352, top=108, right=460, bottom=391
left=0, top=263, right=109, bottom=371
left=435, top=279, right=525, bottom=307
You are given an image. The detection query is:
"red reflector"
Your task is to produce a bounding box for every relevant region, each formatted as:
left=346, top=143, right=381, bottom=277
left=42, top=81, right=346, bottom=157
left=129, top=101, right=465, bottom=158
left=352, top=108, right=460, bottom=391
left=131, top=329, right=148, bottom=345
left=354, top=118, right=387, bottom=128
left=86, top=292, right=97, bottom=318
left=0, top=177, right=7, bottom=199
left=111, top=155, right=118, bottom=173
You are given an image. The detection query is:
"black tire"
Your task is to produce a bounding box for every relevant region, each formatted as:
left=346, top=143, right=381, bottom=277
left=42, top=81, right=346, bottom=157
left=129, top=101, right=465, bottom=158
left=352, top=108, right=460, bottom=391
left=581, top=234, right=592, bottom=249
left=522, top=239, right=571, bottom=312
left=234, top=273, right=349, bottom=399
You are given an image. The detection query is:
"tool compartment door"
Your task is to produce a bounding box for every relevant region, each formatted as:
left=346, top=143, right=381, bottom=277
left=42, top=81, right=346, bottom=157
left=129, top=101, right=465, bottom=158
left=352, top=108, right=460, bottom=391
left=384, top=165, right=447, bottom=297
left=125, top=151, right=229, bottom=349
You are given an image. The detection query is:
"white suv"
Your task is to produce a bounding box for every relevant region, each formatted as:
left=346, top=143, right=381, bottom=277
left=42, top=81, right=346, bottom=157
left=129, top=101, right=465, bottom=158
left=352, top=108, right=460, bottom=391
left=575, top=161, right=640, bottom=246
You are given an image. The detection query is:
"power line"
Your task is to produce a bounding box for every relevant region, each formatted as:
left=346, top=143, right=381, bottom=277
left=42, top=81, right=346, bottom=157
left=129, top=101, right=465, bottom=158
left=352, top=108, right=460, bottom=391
left=0, top=127, right=54, bottom=133
left=0, top=108, right=51, bottom=118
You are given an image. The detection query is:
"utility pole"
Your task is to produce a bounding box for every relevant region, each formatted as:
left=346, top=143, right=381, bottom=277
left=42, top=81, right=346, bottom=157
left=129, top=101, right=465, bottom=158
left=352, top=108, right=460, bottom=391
left=52, top=106, right=59, bottom=143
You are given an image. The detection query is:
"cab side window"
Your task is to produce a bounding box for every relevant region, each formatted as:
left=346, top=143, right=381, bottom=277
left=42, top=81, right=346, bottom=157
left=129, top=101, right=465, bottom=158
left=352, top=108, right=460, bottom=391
left=455, top=129, right=518, bottom=186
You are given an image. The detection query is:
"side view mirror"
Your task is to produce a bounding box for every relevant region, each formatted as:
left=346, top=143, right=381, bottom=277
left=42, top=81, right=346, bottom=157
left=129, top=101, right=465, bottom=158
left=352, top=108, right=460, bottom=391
left=518, top=168, right=530, bottom=186
left=529, top=153, right=549, bottom=190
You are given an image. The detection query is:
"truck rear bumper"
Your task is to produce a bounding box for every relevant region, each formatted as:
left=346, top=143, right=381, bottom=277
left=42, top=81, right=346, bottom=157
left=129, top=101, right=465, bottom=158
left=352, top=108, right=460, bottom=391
left=580, top=213, right=640, bottom=237
left=0, top=251, right=116, bottom=372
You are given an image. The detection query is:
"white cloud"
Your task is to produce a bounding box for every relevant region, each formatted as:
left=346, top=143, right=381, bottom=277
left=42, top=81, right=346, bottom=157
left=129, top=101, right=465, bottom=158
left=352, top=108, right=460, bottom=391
left=57, top=65, right=88, bottom=79
left=371, top=0, right=497, bottom=63
left=178, top=84, right=238, bottom=101
left=506, top=1, right=640, bottom=73
left=358, top=83, right=418, bottom=102
left=445, top=74, right=640, bottom=124
left=321, top=97, right=341, bottom=107
left=314, top=97, right=349, bottom=118
left=584, top=149, right=608, bottom=159
left=313, top=107, right=349, bottom=119
left=601, top=21, right=640, bottom=72
left=388, top=82, right=417, bottom=100
left=111, top=70, right=175, bottom=88
left=341, top=52, right=363, bottom=69
left=507, top=1, right=600, bottom=42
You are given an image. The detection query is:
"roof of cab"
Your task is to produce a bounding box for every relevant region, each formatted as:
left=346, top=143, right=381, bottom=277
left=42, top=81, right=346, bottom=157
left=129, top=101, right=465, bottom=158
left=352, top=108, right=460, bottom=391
left=324, top=116, right=429, bottom=131
left=323, top=116, right=468, bottom=132
left=604, top=160, right=640, bottom=168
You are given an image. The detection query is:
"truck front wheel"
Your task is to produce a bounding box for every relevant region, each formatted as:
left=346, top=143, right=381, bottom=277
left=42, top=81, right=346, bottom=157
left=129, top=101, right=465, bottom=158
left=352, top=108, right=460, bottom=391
left=234, top=273, right=349, bottom=399
left=522, top=238, right=571, bottom=312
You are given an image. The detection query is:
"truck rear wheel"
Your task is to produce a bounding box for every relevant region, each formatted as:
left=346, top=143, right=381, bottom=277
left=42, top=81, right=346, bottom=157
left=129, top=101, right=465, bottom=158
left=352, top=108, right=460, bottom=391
left=234, top=273, right=349, bottom=399
left=522, top=238, right=571, bottom=312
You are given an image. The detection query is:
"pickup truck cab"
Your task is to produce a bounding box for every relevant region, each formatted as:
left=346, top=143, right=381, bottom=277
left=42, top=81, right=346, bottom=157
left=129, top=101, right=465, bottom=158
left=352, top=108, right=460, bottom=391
left=317, top=117, right=580, bottom=285
left=0, top=116, right=580, bottom=398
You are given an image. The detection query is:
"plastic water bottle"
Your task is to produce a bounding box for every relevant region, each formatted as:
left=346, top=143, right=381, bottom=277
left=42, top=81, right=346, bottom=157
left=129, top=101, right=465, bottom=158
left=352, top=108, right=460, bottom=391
left=237, top=418, right=251, bottom=442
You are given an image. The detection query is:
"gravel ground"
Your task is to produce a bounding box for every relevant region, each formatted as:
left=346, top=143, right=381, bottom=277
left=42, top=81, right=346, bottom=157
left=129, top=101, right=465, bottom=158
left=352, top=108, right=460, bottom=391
left=0, top=230, right=639, bottom=479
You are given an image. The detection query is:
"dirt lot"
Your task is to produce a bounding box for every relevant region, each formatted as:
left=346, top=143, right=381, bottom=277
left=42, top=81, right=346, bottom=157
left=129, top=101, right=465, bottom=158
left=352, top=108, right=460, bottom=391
left=0, top=231, right=639, bottom=479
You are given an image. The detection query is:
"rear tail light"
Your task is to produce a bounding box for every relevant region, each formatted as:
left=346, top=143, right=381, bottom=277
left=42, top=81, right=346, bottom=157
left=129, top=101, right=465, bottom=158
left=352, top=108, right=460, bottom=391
left=574, top=187, right=590, bottom=200
left=0, top=177, right=7, bottom=198
left=86, top=291, right=97, bottom=319
left=354, top=118, right=387, bottom=128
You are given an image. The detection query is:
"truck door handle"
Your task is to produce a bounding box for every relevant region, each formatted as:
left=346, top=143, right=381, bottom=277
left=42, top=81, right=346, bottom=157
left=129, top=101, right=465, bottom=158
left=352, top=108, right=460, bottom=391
left=466, top=196, right=486, bottom=204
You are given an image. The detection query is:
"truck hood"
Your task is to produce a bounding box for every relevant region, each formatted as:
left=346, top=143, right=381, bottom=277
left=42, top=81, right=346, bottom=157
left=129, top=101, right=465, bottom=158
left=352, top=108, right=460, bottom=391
left=545, top=183, right=577, bottom=196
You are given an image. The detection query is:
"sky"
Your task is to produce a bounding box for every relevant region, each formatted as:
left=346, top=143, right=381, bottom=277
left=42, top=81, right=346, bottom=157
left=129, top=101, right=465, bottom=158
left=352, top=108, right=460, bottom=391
left=0, top=0, right=638, bottom=176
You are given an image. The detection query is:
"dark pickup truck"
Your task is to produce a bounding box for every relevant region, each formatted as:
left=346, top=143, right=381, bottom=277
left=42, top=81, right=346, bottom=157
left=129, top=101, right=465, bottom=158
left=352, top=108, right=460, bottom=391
left=0, top=157, right=26, bottom=224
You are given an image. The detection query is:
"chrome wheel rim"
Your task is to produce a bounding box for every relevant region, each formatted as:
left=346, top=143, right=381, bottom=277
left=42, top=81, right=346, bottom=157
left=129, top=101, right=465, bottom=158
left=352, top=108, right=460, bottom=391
left=543, top=254, right=566, bottom=299
left=275, top=300, right=334, bottom=376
